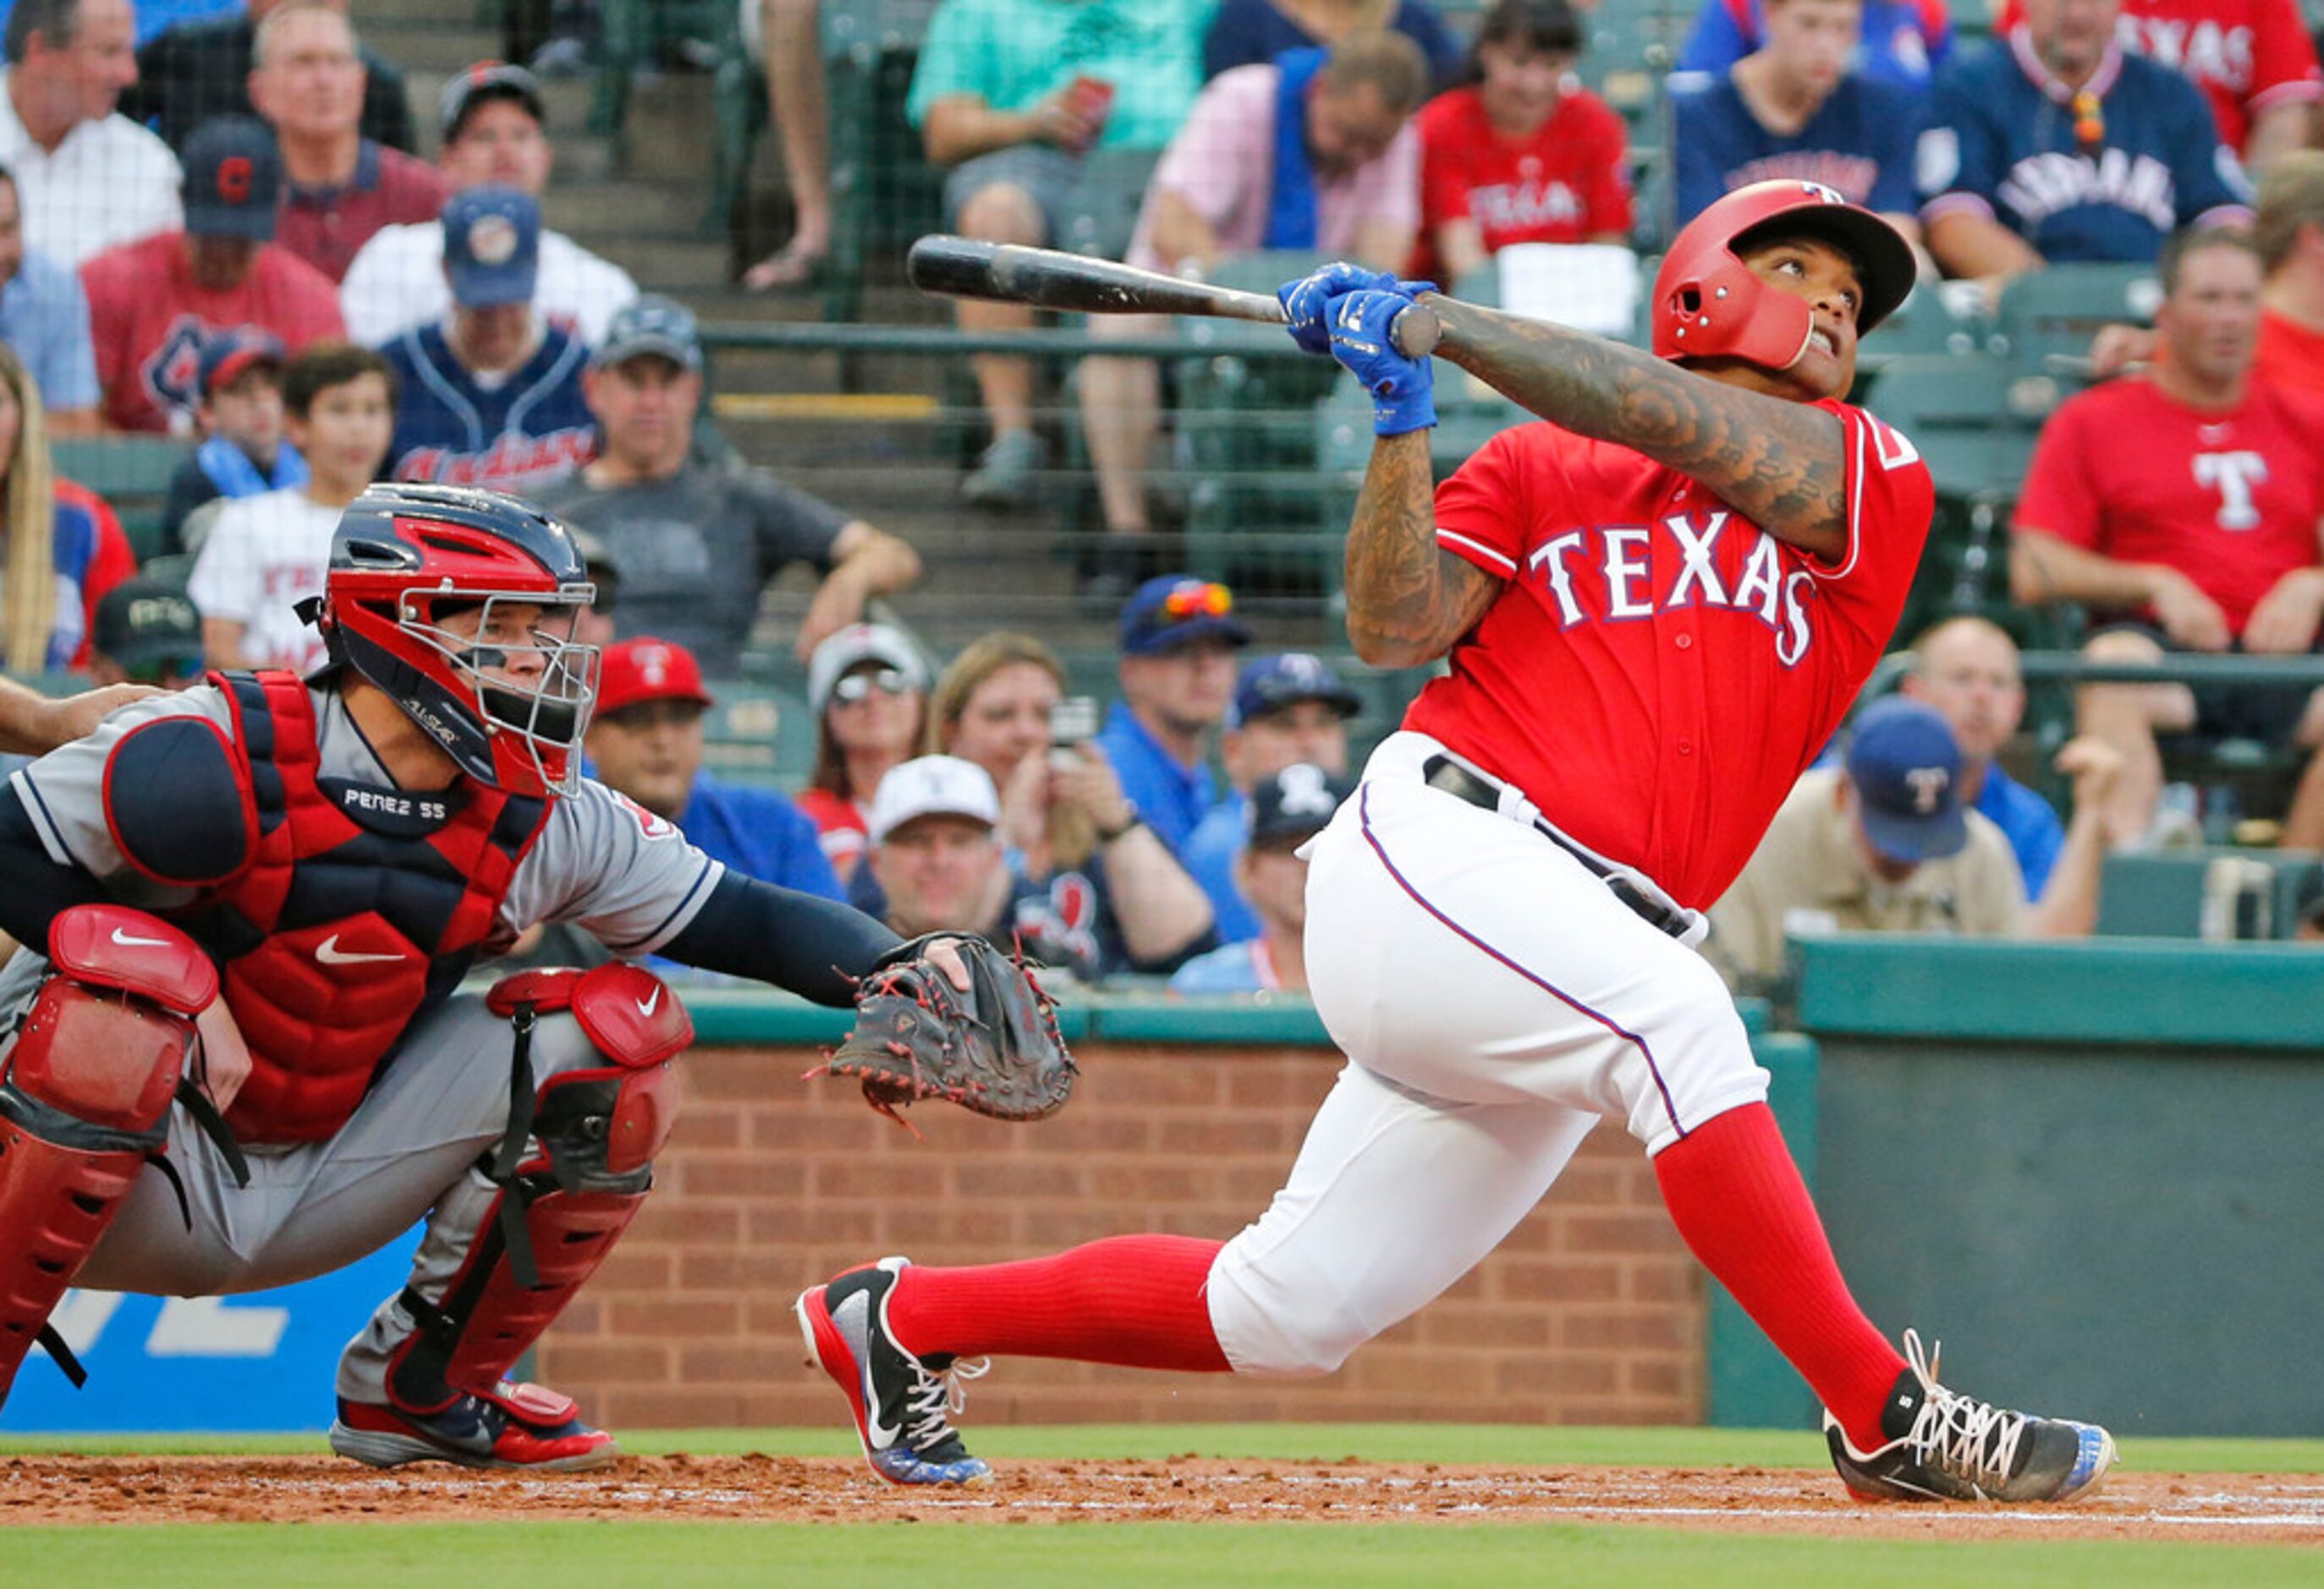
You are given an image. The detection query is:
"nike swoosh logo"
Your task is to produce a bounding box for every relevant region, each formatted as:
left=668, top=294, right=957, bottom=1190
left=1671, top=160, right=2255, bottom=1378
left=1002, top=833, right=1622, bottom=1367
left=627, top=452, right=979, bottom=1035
left=834, top=1293, right=900, bottom=1448
left=315, top=933, right=405, bottom=965
left=637, top=987, right=662, bottom=1017
left=110, top=927, right=170, bottom=948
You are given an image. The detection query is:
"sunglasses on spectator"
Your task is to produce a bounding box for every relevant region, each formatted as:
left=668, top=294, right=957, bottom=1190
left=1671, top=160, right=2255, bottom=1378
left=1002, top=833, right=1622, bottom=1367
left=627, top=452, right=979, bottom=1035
left=1162, top=581, right=1233, bottom=620
left=832, top=668, right=913, bottom=705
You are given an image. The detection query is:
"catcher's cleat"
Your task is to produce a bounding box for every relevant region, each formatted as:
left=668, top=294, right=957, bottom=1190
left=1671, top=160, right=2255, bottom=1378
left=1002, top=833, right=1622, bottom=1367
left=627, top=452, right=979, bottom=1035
left=795, top=1255, right=992, bottom=1487
left=1823, top=1329, right=2115, bottom=1504
left=328, top=1380, right=618, bottom=1472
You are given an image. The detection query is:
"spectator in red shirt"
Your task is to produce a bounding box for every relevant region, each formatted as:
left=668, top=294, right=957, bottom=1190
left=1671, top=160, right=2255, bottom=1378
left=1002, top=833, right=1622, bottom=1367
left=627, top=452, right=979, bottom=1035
left=2012, top=226, right=2324, bottom=846
left=1410, top=0, right=1632, bottom=283
left=0, top=341, right=132, bottom=674
left=80, top=115, right=345, bottom=434
left=249, top=0, right=446, bottom=283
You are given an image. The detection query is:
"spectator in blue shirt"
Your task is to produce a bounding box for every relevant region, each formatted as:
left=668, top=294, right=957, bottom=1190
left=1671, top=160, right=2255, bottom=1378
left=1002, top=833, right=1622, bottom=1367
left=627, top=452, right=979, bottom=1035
left=1182, top=651, right=1360, bottom=941
left=1096, top=574, right=1252, bottom=856
left=1205, top=0, right=1464, bottom=91
left=1675, top=0, right=1952, bottom=92
left=1671, top=0, right=1928, bottom=241
left=1897, top=615, right=2068, bottom=894
left=1917, top=0, right=2252, bottom=284
left=0, top=163, right=95, bottom=431
left=582, top=636, right=843, bottom=902
left=1171, top=762, right=1356, bottom=995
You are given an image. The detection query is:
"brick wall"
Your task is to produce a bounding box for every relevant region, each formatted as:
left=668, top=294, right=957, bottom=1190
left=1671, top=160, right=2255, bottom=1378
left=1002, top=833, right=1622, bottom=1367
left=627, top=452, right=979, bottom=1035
left=539, top=1041, right=1707, bottom=1431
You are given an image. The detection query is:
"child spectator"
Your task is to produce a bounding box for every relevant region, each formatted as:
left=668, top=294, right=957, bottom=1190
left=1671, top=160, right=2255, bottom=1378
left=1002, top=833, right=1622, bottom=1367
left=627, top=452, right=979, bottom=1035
left=157, top=328, right=308, bottom=558
left=186, top=339, right=394, bottom=673
left=0, top=339, right=131, bottom=673
left=1411, top=0, right=1633, bottom=283
left=797, top=622, right=931, bottom=883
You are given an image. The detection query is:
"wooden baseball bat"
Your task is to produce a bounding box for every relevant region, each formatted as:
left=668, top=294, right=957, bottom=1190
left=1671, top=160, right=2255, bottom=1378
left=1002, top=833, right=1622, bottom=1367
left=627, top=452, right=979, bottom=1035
left=905, top=236, right=1441, bottom=358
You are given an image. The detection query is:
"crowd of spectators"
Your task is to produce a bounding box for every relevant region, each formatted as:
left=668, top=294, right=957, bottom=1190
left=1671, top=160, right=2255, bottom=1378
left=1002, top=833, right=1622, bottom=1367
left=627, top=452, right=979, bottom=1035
left=6, top=0, right=2324, bottom=999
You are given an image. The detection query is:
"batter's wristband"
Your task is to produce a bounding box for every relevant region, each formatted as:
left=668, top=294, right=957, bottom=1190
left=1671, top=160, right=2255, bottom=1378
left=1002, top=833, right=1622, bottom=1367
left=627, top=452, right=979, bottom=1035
left=1373, top=388, right=1437, bottom=437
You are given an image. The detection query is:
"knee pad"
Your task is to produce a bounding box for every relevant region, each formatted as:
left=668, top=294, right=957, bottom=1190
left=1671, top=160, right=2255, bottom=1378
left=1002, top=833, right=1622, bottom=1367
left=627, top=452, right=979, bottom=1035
left=384, top=965, right=687, bottom=1410
left=0, top=906, right=214, bottom=1402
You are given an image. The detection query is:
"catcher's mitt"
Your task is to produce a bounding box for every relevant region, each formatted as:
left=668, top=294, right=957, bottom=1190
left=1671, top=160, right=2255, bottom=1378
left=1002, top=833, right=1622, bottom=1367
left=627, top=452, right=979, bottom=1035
left=809, top=933, right=1076, bottom=1130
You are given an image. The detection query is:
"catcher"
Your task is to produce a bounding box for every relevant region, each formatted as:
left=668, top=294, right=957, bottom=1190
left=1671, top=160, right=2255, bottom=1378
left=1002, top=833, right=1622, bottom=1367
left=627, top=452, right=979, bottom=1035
left=0, top=484, right=1069, bottom=1471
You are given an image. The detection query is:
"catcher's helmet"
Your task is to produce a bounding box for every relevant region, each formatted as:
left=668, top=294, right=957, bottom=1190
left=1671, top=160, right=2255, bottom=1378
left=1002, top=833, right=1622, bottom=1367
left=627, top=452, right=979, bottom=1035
left=316, top=484, right=599, bottom=798
left=1651, top=180, right=1916, bottom=371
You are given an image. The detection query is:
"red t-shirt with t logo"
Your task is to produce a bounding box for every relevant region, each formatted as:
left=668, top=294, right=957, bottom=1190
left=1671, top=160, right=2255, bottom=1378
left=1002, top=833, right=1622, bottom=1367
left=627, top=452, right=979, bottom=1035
left=2014, top=375, right=2324, bottom=636
left=1406, top=399, right=1932, bottom=908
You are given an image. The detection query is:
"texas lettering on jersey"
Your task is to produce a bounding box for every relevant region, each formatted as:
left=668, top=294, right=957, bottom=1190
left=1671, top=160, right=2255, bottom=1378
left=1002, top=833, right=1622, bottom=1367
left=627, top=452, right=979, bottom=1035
left=1469, top=168, right=1587, bottom=234
left=1525, top=511, right=1824, bottom=665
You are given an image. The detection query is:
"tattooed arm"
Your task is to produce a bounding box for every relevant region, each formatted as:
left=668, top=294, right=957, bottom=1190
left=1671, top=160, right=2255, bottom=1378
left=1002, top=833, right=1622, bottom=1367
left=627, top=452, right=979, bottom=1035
left=1343, top=431, right=1498, bottom=668
left=1426, top=297, right=1849, bottom=560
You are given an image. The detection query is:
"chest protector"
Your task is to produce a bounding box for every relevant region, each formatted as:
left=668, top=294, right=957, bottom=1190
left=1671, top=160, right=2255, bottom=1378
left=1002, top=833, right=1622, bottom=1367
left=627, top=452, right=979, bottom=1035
left=187, top=674, right=551, bottom=1144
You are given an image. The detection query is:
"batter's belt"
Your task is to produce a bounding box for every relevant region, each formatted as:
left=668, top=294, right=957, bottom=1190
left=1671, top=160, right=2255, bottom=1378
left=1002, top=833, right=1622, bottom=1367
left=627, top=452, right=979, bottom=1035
left=1420, top=756, right=1696, bottom=941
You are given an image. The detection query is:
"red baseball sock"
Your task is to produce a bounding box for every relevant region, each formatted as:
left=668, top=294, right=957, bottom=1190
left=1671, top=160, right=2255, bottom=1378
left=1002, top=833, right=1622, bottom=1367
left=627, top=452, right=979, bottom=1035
left=1653, top=1104, right=1904, bottom=1452
left=885, top=1235, right=1232, bottom=1372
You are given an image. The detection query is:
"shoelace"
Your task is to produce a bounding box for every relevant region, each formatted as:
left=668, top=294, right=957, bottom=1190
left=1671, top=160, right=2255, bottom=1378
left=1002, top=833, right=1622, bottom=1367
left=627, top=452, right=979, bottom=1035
left=902, top=1355, right=991, bottom=1451
left=1899, top=1328, right=2029, bottom=1489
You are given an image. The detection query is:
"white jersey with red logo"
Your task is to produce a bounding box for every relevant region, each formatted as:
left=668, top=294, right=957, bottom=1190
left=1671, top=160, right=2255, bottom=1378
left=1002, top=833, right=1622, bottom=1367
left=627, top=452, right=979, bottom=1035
left=1405, top=399, right=1934, bottom=908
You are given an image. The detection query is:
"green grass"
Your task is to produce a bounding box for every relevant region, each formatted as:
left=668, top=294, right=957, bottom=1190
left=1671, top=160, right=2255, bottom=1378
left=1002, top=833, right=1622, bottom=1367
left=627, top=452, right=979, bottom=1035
left=23, top=1522, right=2324, bottom=1589
left=3, top=1422, right=2316, bottom=1474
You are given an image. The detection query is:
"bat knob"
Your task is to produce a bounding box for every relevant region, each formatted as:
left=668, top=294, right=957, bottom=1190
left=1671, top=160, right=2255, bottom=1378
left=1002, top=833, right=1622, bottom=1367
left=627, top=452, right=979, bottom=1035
left=1388, top=301, right=1442, bottom=360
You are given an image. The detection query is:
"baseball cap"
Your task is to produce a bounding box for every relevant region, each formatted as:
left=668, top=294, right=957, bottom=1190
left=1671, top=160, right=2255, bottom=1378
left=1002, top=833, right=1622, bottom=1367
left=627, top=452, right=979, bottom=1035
left=596, top=636, right=713, bottom=718
left=1843, top=696, right=1969, bottom=863
left=181, top=118, right=281, bottom=241
left=440, top=60, right=547, bottom=142
left=196, top=327, right=286, bottom=399
left=1247, top=762, right=1354, bottom=849
left=807, top=622, right=929, bottom=717
left=92, top=578, right=202, bottom=679
left=869, top=755, right=1002, bottom=844
left=595, top=294, right=702, bottom=371
left=1119, top=575, right=1252, bottom=657
left=1230, top=652, right=1361, bottom=729
left=442, top=186, right=541, bottom=307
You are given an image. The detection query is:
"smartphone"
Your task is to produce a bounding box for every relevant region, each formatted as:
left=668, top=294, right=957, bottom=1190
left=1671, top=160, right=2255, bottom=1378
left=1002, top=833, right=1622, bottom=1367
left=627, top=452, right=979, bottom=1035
left=1049, top=695, right=1100, bottom=749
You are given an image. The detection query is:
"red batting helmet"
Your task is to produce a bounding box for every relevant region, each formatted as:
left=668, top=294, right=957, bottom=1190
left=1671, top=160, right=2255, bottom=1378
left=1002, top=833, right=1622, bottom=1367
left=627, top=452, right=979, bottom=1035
left=316, top=484, right=600, bottom=799
left=1651, top=180, right=1917, bottom=371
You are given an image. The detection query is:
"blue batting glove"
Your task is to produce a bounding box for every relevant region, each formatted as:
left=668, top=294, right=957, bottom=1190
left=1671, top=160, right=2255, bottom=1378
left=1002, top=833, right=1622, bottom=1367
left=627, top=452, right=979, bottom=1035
left=1277, top=262, right=1398, bottom=355
left=1327, top=288, right=1437, bottom=436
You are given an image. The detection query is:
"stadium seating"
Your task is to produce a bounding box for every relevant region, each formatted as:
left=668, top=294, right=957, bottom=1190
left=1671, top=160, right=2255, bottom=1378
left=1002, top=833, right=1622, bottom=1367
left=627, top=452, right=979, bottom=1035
left=51, top=435, right=193, bottom=568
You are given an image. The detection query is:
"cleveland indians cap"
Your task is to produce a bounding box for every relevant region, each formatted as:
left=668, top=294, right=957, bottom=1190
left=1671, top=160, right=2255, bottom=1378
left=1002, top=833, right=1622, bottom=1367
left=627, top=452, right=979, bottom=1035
left=441, top=185, right=541, bottom=306
left=869, top=755, right=1002, bottom=844
left=1230, top=652, right=1362, bottom=729
left=1247, top=762, right=1354, bottom=849
left=440, top=59, right=547, bottom=141
left=1844, top=697, right=1970, bottom=864
left=181, top=117, right=282, bottom=241
left=196, top=327, right=288, bottom=398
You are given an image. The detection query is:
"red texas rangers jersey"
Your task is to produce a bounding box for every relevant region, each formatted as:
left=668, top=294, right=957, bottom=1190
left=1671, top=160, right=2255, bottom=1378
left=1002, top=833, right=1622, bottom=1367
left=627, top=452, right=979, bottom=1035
left=1407, top=399, right=1933, bottom=909
left=2014, top=374, right=2324, bottom=635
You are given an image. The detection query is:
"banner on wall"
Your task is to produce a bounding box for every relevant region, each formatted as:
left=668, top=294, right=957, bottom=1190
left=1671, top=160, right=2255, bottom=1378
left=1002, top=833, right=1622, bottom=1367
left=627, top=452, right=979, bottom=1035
left=1, top=1228, right=422, bottom=1433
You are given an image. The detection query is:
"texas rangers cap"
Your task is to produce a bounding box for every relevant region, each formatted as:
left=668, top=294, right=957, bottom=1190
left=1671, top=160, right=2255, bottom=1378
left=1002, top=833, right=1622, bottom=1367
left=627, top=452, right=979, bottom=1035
left=807, top=621, right=929, bottom=718
left=196, top=327, right=287, bottom=398
left=1230, top=652, right=1361, bottom=729
left=181, top=117, right=282, bottom=241
left=595, top=294, right=703, bottom=372
left=869, top=755, right=1002, bottom=844
left=596, top=636, right=714, bottom=717
left=92, top=578, right=202, bottom=679
left=440, top=59, right=547, bottom=142
left=442, top=185, right=541, bottom=306
left=1120, top=575, right=1252, bottom=657
left=1844, top=697, right=1969, bottom=863
left=1247, top=762, right=1354, bottom=849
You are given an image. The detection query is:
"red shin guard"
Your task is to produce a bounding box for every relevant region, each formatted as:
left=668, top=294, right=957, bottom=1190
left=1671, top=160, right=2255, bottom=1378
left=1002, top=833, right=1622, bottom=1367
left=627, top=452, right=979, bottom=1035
left=886, top=1234, right=1231, bottom=1372
left=1653, top=1103, right=1904, bottom=1451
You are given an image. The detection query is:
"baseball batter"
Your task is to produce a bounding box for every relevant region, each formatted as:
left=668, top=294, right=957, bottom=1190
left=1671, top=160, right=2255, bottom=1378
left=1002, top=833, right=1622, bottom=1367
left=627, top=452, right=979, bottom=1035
left=0, top=484, right=935, bottom=1470
left=799, top=182, right=2118, bottom=1504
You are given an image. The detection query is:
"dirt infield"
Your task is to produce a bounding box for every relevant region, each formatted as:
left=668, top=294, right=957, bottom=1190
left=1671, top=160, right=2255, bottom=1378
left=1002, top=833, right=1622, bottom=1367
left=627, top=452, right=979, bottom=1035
left=3, top=1454, right=2318, bottom=1542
